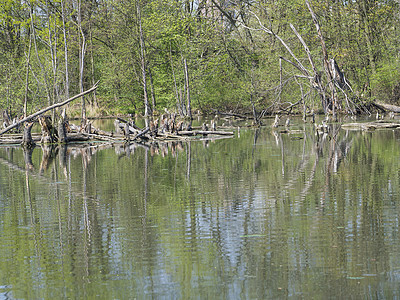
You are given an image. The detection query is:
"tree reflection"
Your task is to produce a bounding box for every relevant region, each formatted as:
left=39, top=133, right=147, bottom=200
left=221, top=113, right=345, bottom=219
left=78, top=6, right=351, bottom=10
left=0, top=124, right=399, bottom=298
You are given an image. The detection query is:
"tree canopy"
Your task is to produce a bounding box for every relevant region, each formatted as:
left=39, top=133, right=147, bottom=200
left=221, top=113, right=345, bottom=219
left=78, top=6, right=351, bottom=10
left=0, top=0, right=399, bottom=117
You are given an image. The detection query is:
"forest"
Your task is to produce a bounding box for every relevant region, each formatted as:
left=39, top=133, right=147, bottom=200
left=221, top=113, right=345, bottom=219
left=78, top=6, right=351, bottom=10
left=1, top=0, right=399, bottom=119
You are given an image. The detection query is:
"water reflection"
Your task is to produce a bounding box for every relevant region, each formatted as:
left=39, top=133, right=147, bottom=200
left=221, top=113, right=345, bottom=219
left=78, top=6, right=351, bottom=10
left=0, top=122, right=400, bottom=298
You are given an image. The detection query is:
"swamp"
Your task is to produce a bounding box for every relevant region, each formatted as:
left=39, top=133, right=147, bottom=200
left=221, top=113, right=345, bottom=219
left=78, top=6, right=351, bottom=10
left=0, top=116, right=400, bottom=298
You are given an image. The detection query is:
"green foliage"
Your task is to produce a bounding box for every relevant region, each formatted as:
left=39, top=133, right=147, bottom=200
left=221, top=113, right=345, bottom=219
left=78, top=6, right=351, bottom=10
left=1, top=0, right=400, bottom=115
left=370, top=61, right=400, bottom=103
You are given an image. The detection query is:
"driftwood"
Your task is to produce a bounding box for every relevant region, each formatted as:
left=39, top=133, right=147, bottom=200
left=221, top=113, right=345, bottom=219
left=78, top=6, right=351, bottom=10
left=341, top=121, right=400, bottom=131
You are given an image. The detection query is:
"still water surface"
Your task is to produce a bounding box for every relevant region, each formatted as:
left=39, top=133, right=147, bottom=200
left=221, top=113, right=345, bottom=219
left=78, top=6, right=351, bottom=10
left=0, top=118, right=400, bottom=298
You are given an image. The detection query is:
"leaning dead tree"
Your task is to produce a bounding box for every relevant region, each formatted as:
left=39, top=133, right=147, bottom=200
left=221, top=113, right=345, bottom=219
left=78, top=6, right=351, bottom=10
left=0, top=82, right=99, bottom=136
left=238, top=0, right=361, bottom=116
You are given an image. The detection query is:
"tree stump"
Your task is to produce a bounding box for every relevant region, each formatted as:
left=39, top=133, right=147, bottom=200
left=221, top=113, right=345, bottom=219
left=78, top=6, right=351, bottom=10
left=58, top=117, right=68, bottom=143
left=39, top=115, right=57, bottom=144
left=21, top=122, right=36, bottom=149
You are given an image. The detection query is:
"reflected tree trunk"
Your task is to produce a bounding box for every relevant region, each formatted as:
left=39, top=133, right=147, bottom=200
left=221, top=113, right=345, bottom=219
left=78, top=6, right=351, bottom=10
left=23, top=144, right=35, bottom=170
left=39, top=144, right=56, bottom=174
left=252, top=128, right=260, bottom=157
left=82, top=153, right=90, bottom=280
left=279, top=133, right=284, bottom=176
left=59, top=144, right=68, bottom=178
left=144, top=147, right=149, bottom=216
left=186, top=141, right=191, bottom=180
left=25, top=167, right=41, bottom=258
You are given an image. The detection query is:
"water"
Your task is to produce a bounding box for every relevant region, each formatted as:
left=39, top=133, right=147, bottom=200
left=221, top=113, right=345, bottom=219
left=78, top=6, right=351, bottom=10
left=1, top=118, right=400, bottom=298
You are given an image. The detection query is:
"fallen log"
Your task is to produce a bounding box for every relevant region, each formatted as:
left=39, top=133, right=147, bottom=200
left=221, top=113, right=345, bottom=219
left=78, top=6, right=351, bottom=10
left=66, top=133, right=90, bottom=142
left=0, top=82, right=98, bottom=135
left=82, top=133, right=120, bottom=141
left=133, top=128, right=149, bottom=140
left=213, top=110, right=249, bottom=119
left=341, top=121, right=400, bottom=131
left=373, top=102, right=400, bottom=113
left=178, top=130, right=234, bottom=136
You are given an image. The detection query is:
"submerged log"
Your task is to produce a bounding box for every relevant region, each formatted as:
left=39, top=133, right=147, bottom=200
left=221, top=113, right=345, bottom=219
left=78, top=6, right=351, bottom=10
left=178, top=130, right=234, bottom=136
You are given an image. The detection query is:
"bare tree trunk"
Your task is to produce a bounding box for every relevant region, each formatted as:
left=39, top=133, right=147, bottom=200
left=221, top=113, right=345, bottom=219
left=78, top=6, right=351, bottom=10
left=77, top=0, right=87, bottom=121
left=183, top=58, right=192, bottom=120
left=89, top=24, right=97, bottom=107
left=29, top=1, right=52, bottom=107
left=289, top=22, right=327, bottom=113
left=279, top=57, right=282, bottom=104
left=169, top=45, right=182, bottom=115
left=305, top=0, right=336, bottom=114
left=24, top=33, right=33, bottom=118
left=250, top=94, right=259, bottom=125
left=61, top=0, right=69, bottom=100
left=47, top=0, right=59, bottom=122
left=58, top=110, right=68, bottom=144
left=148, top=65, right=156, bottom=112
left=138, top=3, right=151, bottom=123
left=359, top=0, right=376, bottom=75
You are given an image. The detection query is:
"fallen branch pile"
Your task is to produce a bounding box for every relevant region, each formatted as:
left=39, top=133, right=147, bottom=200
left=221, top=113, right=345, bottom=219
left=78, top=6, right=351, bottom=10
left=0, top=113, right=234, bottom=147
left=0, top=83, right=234, bottom=147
